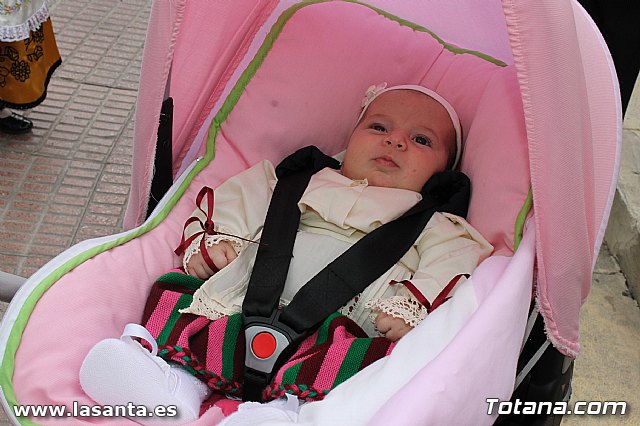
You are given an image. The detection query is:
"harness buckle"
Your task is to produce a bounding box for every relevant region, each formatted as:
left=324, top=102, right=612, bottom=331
left=242, top=310, right=306, bottom=402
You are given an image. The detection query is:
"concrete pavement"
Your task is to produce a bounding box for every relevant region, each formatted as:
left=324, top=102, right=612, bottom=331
left=0, top=0, right=638, bottom=424
left=0, top=0, right=148, bottom=279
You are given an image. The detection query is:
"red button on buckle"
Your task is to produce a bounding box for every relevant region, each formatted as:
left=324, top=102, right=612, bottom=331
left=251, top=332, right=277, bottom=359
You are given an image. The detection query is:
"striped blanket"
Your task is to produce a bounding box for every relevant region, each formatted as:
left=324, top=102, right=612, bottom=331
left=141, top=270, right=395, bottom=401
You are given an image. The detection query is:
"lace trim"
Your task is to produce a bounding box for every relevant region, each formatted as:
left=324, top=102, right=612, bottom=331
left=0, top=2, right=49, bottom=42
left=365, top=296, right=428, bottom=328
left=339, top=294, right=362, bottom=318
left=182, top=293, right=289, bottom=321
left=179, top=291, right=240, bottom=321
left=181, top=229, right=244, bottom=272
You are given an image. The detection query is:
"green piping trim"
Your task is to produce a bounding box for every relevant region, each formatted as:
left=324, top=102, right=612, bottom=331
left=0, top=2, right=506, bottom=422
left=339, top=0, right=507, bottom=66
left=514, top=187, right=533, bottom=252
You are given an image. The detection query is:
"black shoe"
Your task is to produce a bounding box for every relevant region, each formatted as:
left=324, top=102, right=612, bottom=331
left=0, top=112, right=33, bottom=134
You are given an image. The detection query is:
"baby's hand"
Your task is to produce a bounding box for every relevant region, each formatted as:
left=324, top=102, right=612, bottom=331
left=375, top=312, right=413, bottom=342
left=186, top=240, right=237, bottom=279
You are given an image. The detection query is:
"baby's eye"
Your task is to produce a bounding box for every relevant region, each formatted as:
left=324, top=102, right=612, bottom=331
left=371, top=124, right=387, bottom=132
left=413, top=135, right=432, bottom=146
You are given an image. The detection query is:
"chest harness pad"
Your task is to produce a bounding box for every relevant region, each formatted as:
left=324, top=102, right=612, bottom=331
left=241, top=146, right=470, bottom=401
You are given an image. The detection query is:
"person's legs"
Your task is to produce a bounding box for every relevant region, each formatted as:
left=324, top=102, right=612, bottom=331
left=80, top=324, right=211, bottom=425
left=0, top=107, right=33, bottom=134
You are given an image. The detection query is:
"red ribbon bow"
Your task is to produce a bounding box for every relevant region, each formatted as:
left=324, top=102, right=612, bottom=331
left=175, top=186, right=261, bottom=273
left=390, top=273, right=469, bottom=314
left=175, top=186, right=220, bottom=272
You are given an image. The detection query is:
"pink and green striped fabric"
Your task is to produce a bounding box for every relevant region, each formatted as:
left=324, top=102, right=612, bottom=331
left=141, top=270, right=395, bottom=401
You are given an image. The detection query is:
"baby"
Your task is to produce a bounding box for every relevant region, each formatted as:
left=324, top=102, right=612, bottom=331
left=80, top=83, right=493, bottom=424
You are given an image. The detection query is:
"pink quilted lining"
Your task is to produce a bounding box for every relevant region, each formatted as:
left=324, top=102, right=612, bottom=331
left=12, top=2, right=529, bottom=423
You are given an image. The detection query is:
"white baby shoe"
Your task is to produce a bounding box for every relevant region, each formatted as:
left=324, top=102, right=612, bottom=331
left=80, top=324, right=210, bottom=425
left=219, top=393, right=301, bottom=425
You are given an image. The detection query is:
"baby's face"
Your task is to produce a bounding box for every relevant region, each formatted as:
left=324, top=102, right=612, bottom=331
left=341, top=90, right=455, bottom=192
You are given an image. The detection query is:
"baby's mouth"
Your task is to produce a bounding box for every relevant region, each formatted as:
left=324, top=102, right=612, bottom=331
left=373, top=156, right=398, bottom=168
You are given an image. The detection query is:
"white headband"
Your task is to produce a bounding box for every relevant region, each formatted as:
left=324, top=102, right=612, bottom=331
left=357, top=83, right=463, bottom=169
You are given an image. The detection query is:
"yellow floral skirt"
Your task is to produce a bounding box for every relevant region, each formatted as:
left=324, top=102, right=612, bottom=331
left=0, top=18, right=61, bottom=109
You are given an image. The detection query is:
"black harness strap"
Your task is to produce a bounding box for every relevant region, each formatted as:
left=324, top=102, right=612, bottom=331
left=242, top=147, right=340, bottom=318
left=241, top=146, right=470, bottom=401
left=279, top=194, right=438, bottom=333
left=240, top=170, right=316, bottom=318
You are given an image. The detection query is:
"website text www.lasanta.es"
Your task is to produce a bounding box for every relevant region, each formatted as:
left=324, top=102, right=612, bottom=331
left=12, top=401, right=177, bottom=419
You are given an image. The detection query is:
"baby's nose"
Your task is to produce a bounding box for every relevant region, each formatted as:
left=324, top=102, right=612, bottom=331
left=385, top=133, right=408, bottom=149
